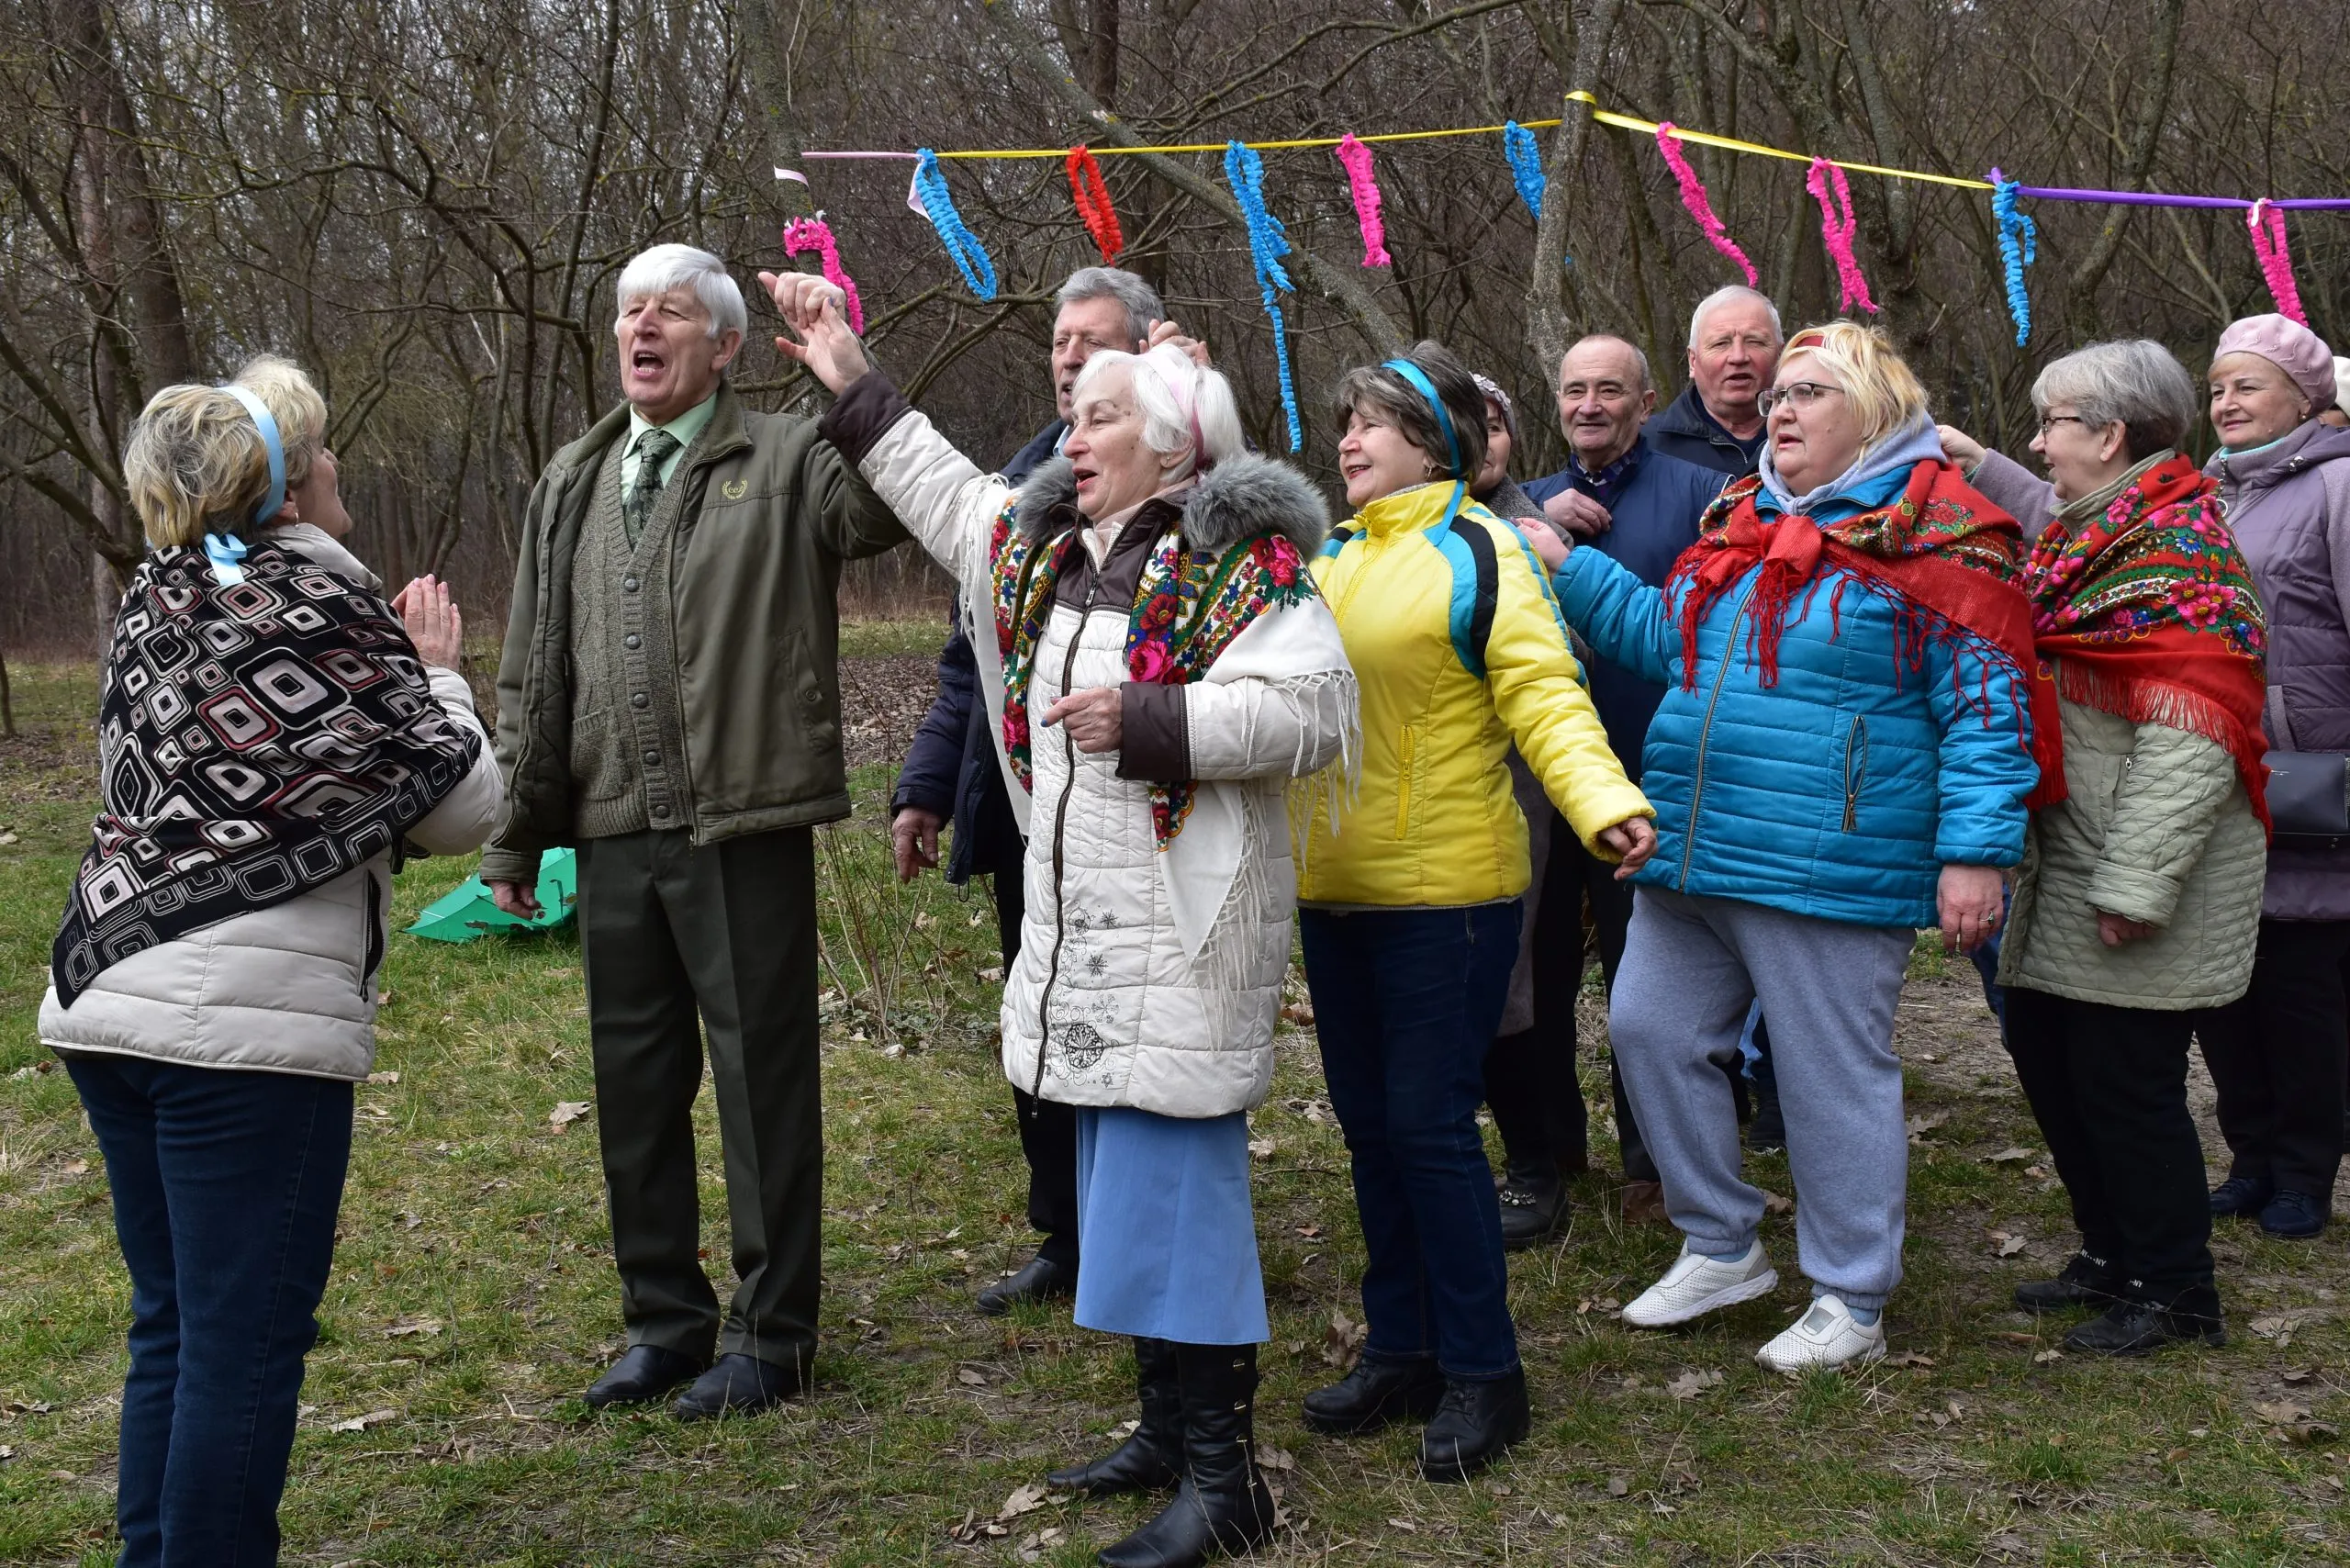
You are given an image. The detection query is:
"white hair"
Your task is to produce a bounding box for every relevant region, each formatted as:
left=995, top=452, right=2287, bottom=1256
left=616, top=243, right=747, bottom=342
left=1688, top=285, right=1784, bottom=349
left=1068, top=344, right=1245, bottom=481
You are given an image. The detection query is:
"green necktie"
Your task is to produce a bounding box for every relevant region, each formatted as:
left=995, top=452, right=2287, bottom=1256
left=623, top=429, right=682, bottom=548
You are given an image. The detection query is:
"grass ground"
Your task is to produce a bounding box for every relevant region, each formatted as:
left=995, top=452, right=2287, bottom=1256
left=2, top=639, right=2346, bottom=1566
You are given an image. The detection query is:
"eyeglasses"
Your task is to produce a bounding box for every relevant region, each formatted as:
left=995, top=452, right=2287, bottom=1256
left=1758, top=382, right=1845, bottom=416
left=2036, top=413, right=2093, bottom=437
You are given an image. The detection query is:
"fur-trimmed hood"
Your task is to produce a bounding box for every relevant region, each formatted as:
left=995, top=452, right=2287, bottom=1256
left=1013, top=454, right=1329, bottom=557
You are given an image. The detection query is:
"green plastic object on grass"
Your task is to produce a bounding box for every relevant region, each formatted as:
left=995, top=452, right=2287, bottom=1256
left=406, top=848, right=577, bottom=942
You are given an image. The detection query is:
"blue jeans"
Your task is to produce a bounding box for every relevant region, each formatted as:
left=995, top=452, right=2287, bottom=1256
left=66, top=1053, right=352, bottom=1568
left=1301, top=902, right=1522, bottom=1381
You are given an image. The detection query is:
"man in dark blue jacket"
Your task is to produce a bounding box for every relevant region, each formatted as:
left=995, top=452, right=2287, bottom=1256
left=1505, top=334, right=1725, bottom=1220
left=890, top=265, right=1174, bottom=1315
left=1643, top=285, right=1782, bottom=477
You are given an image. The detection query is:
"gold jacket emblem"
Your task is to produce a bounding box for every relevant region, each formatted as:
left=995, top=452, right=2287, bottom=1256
left=722, top=478, right=749, bottom=500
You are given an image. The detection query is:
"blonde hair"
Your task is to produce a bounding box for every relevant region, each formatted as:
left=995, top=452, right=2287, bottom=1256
left=121, top=384, right=277, bottom=549
left=1780, top=320, right=1930, bottom=450
left=229, top=353, right=327, bottom=493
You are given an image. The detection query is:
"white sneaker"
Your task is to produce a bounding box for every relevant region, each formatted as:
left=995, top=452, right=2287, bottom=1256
left=1621, top=1240, right=1778, bottom=1328
left=1756, top=1294, right=1887, bottom=1373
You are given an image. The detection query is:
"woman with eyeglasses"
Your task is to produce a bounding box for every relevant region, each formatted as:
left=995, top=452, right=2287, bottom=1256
left=1520, top=320, right=2043, bottom=1372
left=1293, top=341, right=1653, bottom=1482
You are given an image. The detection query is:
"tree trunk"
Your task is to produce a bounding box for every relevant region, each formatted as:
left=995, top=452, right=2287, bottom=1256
left=1528, top=0, right=1627, bottom=377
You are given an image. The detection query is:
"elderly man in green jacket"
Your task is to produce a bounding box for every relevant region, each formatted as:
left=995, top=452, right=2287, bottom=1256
left=481, top=242, right=905, bottom=1417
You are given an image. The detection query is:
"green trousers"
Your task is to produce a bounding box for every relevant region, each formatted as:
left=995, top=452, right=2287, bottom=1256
left=575, top=828, right=822, bottom=1374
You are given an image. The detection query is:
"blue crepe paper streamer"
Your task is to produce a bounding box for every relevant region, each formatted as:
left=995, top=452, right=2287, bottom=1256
left=913, top=149, right=999, bottom=300
left=1504, top=120, right=1546, bottom=221
left=1991, top=173, right=2037, bottom=348
left=1223, top=141, right=1303, bottom=453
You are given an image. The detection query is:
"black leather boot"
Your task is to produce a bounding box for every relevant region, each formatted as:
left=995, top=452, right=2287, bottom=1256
left=1300, top=1355, right=1445, bottom=1435
left=1418, top=1368, right=1530, bottom=1482
left=1049, top=1338, right=1181, bottom=1496
left=1496, top=1168, right=1567, bottom=1251
left=2062, top=1283, right=2226, bottom=1357
left=2013, top=1249, right=2121, bottom=1313
left=1098, top=1344, right=1278, bottom=1568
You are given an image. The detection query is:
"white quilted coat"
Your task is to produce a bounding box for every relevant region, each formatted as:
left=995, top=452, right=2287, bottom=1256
left=859, top=406, right=1357, bottom=1118
left=38, top=526, right=507, bottom=1081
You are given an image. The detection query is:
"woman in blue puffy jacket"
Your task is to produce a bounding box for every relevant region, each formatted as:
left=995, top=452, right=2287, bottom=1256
left=1518, top=321, right=2043, bottom=1372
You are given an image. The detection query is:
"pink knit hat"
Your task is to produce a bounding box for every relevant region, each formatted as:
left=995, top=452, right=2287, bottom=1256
left=2213, top=313, right=2337, bottom=409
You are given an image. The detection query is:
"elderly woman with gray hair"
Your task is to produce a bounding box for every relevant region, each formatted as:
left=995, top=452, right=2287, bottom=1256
left=1948, top=342, right=2270, bottom=1354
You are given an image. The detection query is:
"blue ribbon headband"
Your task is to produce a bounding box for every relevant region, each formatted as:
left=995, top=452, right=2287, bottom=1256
left=1381, top=357, right=1463, bottom=477
left=206, top=383, right=287, bottom=586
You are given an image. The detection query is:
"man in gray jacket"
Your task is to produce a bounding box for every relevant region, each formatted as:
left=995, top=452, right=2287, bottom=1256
left=481, top=243, right=905, bottom=1417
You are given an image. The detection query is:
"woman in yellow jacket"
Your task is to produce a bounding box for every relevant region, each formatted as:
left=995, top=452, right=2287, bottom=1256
left=1296, top=342, right=1654, bottom=1481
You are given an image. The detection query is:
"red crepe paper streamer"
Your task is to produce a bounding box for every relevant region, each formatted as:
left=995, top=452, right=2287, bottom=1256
left=1807, top=158, right=1877, bottom=315
left=1067, top=146, right=1124, bottom=263
left=2246, top=199, right=2309, bottom=326
left=1334, top=133, right=1392, bottom=268
left=781, top=216, right=864, bottom=333
left=1655, top=124, right=1757, bottom=286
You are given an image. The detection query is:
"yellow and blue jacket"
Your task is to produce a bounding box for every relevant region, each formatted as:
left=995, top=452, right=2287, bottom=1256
left=1298, top=482, right=1652, bottom=907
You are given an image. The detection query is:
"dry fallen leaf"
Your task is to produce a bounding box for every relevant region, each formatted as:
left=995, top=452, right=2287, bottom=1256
left=1258, top=1443, right=1295, bottom=1472
left=1762, top=1191, right=1795, bottom=1215
left=2032, top=1349, right=2062, bottom=1364
left=1887, top=1351, right=1936, bottom=1369
left=60, top=1160, right=88, bottom=1177
left=998, top=1480, right=1049, bottom=1519
left=382, top=1318, right=442, bottom=1339
left=1280, top=1002, right=1315, bottom=1026
left=1986, top=1147, right=2034, bottom=1163
left=1323, top=1310, right=1367, bottom=1370
left=548, top=1100, right=592, bottom=1133
left=1606, top=1473, right=1630, bottom=1498
left=1294, top=1224, right=1323, bottom=1240
left=1664, top=1368, right=1725, bottom=1401
left=0, top=1444, right=13, bottom=1462
left=329, top=1408, right=397, bottom=1434
left=2254, top=1400, right=2312, bottom=1426
left=1905, top=1111, right=1950, bottom=1143
left=1386, top=1518, right=1419, bottom=1533
left=1248, top=1137, right=1276, bottom=1159
left=957, top=1367, right=990, bottom=1387
left=2281, top=1367, right=2315, bottom=1384
left=1998, top=1234, right=2029, bottom=1258
left=365, top=1070, right=401, bottom=1085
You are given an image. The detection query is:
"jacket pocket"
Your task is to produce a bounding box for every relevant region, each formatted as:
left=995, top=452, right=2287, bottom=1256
left=1841, top=715, right=1869, bottom=832
left=1393, top=724, right=1419, bottom=839
left=361, top=870, right=385, bottom=1002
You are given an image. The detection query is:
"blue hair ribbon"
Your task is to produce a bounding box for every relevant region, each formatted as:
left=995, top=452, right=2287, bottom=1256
left=1989, top=168, right=2036, bottom=348
left=1222, top=141, right=1303, bottom=453
left=1379, top=356, right=1469, bottom=536
left=208, top=382, right=286, bottom=586
left=912, top=149, right=999, bottom=299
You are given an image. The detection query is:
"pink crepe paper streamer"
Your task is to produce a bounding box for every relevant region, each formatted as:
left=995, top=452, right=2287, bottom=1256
left=1806, top=158, right=1877, bottom=315
left=1654, top=124, right=1757, bottom=286
left=781, top=216, right=865, bottom=334
left=1333, top=133, right=1392, bottom=268
left=2246, top=200, right=2309, bottom=326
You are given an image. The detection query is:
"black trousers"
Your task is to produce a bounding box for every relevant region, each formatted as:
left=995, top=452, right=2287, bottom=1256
left=2003, top=986, right=2214, bottom=1300
left=576, top=828, right=823, bottom=1372
left=1483, top=825, right=1648, bottom=1180
left=2199, top=916, right=2350, bottom=1203
left=990, top=869, right=1080, bottom=1269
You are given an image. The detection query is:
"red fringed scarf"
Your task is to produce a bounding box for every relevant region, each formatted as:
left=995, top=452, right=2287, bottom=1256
left=1666, top=462, right=2059, bottom=799
left=2022, top=455, right=2270, bottom=831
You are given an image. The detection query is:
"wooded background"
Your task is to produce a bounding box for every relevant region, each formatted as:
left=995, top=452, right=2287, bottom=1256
left=2, top=0, right=2341, bottom=662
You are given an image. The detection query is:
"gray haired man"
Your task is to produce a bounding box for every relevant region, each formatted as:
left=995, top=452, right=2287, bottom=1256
left=482, top=243, right=905, bottom=1417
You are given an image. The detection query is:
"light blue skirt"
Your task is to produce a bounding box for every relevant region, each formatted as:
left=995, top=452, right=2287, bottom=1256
left=1073, top=1106, right=1269, bottom=1345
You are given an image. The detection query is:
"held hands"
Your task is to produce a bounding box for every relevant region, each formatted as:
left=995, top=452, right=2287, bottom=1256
left=891, top=806, right=944, bottom=883
left=1515, top=517, right=1570, bottom=572
left=1543, top=487, right=1613, bottom=540
left=1938, top=863, right=2006, bottom=953
left=392, top=575, right=464, bottom=669
left=760, top=271, right=869, bottom=394
left=1041, top=686, right=1123, bottom=753
left=1597, top=816, right=1658, bottom=879
left=2096, top=909, right=2157, bottom=947
left=487, top=879, right=542, bottom=920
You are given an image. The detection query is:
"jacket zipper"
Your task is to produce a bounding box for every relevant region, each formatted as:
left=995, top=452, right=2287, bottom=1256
left=1031, top=566, right=1100, bottom=1097
left=1393, top=726, right=1417, bottom=838
left=1841, top=715, right=1869, bottom=832
left=361, top=870, right=385, bottom=1002
left=1677, top=579, right=1763, bottom=890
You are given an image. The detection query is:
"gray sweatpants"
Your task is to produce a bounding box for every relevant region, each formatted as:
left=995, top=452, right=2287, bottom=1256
left=1611, top=887, right=1915, bottom=1310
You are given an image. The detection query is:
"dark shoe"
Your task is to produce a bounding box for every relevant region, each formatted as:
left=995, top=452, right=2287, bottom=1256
left=2062, top=1290, right=2225, bottom=1357
left=1744, top=1081, right=1785, bottom=1154
left=1300, top=1355, right=1445, bottom=1436
left=979, top=1252, right=1076, bottom=1316
left=669, top=1352, right=803, bottom=1419
left=1497, top=1171, right=1567, bottom=1251
left=1621, top=1180, right=1670, bottom=1226
left=2258, top=1189, right=2329, bottom=1238
left=583, top=1344, right=707, bottom=1409
left=1099, top=1344, right=1278, bottom=1568
left=1048, top=1337, right=1181, bottom=1496
left=2209, top=1174, right=2273, bottom=1217
left=1418, top=1369, right=1531, bottom=1483
left=2013, top=1250, right=2121, bottom=1314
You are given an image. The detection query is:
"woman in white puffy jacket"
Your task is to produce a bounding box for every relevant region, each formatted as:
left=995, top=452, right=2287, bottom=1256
left=39, top=360, right=502, bottom=1567
left=772, top=271, right=1353, bottom=1568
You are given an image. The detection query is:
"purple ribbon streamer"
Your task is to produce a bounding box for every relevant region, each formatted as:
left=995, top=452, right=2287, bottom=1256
left=2008, top=185, right=2350, bottom=211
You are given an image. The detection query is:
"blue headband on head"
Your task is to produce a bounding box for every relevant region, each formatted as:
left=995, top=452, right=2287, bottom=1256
left=205, top=384, right=287, bottom=586
left=1382, top=357, right=1463, bottom=478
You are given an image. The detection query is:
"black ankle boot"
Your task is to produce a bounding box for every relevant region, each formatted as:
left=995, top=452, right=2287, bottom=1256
left=1300, top=1355, right=1446, bottom=1435
left=2062, top=1283, right=2226, bottom=1357
left=2013, top=1249, right=2121, bottom=1313
left=1049, top=1338, right=1181, bottom=1496
left=1098, top=1344, right=1278, bottom=1568
left=1418, top=1369, right=1530, bottom=1483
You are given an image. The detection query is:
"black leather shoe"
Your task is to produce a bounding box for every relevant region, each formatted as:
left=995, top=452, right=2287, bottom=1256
left=1098, top=1344, right=1278, bottom=1568
left=1301, top=1355, right=1445, bottom=1436
left=2063, top=1290, right=2225, bottom=1357
left=1048, top=1337, right=1181, bottom=1496
left=584, top=1344, right=707, bottom=1409
left=1497, top=1171, right=1567, bottom=1251
left=2259, top=1189, right=2328, bottom=1238
left=2210, top=1174, right=2273, bottom=1217
left=670, top=1352, right=804, bottom=1419
left=1418, top=1369, right=1530, bottom=1483
left=978, top=1252, right=1076, bottom=1316
left=1744, top=1081, right=1785, bottom=1154
left=2013, top=1250, right=2121, bottom=1314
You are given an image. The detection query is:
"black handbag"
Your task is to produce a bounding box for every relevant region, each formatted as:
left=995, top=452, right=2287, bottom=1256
left=2263, top=750, right=2350, bottom=850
